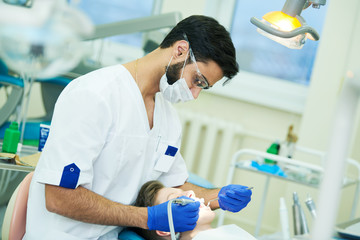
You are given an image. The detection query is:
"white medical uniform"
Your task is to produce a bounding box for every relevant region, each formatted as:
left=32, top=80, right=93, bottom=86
left=24, top=65, right=189, bottom=240
left=193, top=224, right=257, bottom=240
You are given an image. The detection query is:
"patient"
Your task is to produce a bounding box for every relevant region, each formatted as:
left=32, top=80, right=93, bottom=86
left=132, top=180, right=256, bottom=240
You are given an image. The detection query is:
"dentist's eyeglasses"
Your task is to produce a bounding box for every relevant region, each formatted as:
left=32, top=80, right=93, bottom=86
left=183, top=33, right=211, bottom=90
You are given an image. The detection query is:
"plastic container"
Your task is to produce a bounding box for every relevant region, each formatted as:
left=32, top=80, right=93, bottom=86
left=2, top=121, right=20, bottom=154
left=38, top=124, right=50, bottom=152
left=264, top=142, right=280, bottom=164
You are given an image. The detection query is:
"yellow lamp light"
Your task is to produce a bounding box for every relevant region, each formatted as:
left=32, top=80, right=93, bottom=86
left=250, top=0, right=326, bottom=49
left=262, top=11, right=301, bottom=32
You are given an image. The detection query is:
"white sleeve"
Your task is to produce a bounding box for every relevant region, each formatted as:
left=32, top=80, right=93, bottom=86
left=35, top=85, right=112, bottom=190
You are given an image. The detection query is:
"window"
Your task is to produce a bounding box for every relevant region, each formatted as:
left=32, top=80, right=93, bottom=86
left=206, top=0, right=328, bottom=113
left=74, top=0, right=154, bottom=47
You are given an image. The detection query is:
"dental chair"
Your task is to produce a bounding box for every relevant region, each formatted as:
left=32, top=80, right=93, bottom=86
left=2, top=171, right=204, bottom=240
left=0, top=172, right=213, bottom=240
left=1, top=171, right=33, bottom=240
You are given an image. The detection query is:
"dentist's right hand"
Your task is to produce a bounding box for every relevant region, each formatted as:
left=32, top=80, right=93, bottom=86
left=147, top=196, right=200, bottom=232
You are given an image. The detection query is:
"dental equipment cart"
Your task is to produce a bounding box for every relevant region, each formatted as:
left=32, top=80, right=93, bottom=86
left=217, top=147, right=360, bottom=237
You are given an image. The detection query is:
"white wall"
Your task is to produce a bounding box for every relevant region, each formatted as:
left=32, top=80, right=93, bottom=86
left=298, top=0, right=360, bottom=153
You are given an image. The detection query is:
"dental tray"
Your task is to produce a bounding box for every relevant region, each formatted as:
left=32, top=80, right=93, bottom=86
left=336, top=218, right=360, bottom=239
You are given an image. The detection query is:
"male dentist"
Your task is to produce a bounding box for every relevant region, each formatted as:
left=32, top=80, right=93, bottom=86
left=25, top=15, right=252, bottom=240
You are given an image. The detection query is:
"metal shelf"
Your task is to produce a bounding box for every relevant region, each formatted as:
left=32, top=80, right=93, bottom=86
left=0, top=142, right=37, bottom=172
left=217, top=148, right=360, bottom=237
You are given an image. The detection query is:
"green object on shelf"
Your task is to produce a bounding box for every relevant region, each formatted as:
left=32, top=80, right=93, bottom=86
left=264, top=142, right=280, bottom=164
left=2, top=121, right=20, bottom=154
left=23, top=139, right=40, bottom=147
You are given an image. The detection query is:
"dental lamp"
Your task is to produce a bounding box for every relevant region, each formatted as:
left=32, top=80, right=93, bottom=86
left=250, top=0, right=326, bottom=49
left=2, top=0, right=33, bottom=8
left=0, top=0, right=94, bottom=146
left=0, top=0, right=94, bottom=79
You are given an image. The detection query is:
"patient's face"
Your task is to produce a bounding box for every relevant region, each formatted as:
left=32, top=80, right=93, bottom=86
left=155, top=187, right=216, bottom=225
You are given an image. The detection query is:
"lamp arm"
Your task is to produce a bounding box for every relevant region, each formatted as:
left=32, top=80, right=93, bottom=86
left=250, top=16, right=320, bottom=40
left=85, top=12, right=182, bottom=41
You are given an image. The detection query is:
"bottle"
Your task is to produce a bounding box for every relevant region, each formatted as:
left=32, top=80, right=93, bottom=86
left=280, top=125, right=298, bottom=158
left=2, top=121, right=20, bottom=154
left=264, top=141, right=279, bottom=164
left=38, top=124, right=50, bottom=152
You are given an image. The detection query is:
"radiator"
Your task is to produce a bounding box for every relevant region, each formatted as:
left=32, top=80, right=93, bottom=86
left=177, top=109, right=245, bottom=187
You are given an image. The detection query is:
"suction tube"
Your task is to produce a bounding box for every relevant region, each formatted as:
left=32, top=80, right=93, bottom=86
left=167, top=198, right=195, bottom=240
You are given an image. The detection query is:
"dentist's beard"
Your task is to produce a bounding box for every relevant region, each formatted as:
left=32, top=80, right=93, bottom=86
left=165, top=61, right=185, bottom=85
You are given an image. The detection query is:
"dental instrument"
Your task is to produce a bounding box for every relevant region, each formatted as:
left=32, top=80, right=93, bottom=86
left=207, top=198, right=219, bottom=207
left=292, top=192, right=309, bottom=235
left=168, top=198, right=196, bottom=240
left=207, top=187, right=254, bottom=207
left=292, top=192, right=302, bottom=235
left=305, top=194, right=317, bottom=219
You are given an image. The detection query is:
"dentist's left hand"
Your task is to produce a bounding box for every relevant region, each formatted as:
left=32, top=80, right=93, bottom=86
left=218, top=184, right=252, bottom=213
left=147, top=196, right=200, bottom=232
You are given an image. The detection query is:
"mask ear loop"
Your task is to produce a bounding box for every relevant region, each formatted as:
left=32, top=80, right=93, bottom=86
left=180, top=50, right=190, bottom=79
left=166, top=56, right=174, bottom=72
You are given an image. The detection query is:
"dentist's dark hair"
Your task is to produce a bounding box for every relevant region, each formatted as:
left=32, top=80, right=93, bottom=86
left=160, top=15, right=239, bottom=81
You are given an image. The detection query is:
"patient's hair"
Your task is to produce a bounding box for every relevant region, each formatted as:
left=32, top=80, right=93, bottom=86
left=134, top=180, right=164, bottom=207
left=160, top=15, right=239, bottom=82
left=132, top=180, right=166, bottom=240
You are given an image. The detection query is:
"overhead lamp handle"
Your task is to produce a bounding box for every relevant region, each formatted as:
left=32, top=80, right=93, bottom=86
left=250, top=17, right=320, bottom=41
left=282, top=0, right=307, bottom=17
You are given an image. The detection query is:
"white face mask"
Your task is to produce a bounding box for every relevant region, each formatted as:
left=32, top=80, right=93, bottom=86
left=159, top=54, right=194, bottom=103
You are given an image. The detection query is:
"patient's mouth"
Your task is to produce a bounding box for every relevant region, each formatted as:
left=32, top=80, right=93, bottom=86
left=193, top=197, right=206, bottom=208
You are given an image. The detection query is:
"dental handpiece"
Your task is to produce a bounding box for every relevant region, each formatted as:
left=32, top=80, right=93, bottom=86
left=169, top=198, right=196, bottom=240
left=172, top=198, right=195, bottom=205
left=292, top=192, right=309, bottom=235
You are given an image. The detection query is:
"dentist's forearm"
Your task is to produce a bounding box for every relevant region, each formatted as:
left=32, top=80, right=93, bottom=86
left=177, top=182, right=220, bottom=209
left=45, top=184, right=149, bottom=229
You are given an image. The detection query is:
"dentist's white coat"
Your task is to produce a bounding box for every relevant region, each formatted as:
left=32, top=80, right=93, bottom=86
left=24, top=64, right=188, bottom=240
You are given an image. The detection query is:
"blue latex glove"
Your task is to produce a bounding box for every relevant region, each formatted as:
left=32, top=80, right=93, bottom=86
left=147, top=196, right=200, bottom=232
left=218, top=184, right=252, bottom=212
